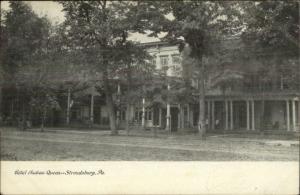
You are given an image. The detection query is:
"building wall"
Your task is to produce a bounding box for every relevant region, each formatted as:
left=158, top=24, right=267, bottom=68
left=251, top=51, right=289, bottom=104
left=146, top=43, right=181, bottom=77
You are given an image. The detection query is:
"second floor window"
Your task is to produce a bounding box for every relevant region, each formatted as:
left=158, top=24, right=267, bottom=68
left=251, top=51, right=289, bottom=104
left=160, top=55, right=169, bottom=67
left=150, top=55, right=157, bottom=66
left=172, top=54, right=181, bottom=65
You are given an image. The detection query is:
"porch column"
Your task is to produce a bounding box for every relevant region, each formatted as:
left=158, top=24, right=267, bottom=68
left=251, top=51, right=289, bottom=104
left=187, top=104, right=190, bottom=127
left=292, top=100, right=296, bottom=131
left=251, top=100, right=255, bottom=130
left=246, top=100, right=250, bottom=130
left=212, top=101, right=215, bottom=130
left=158, top=108, right=162, bottom=127
left=90, top=94, right=94, bottom=123
left=230, top=100, right=233, bottom=130
left=166, top=103, right=170, bottom=131
left=151, top=109, right=154, bottom=127
left=130, top=105, right=134, bottom=121
left=286, top=100, right=290, bottom=131
left=207, top=100, right=211, bottom=129
left=116, top=84, right=121, bottom=126
left=142, top=98, right=145, bottom=127
left=166, top=84, right=171, bottom=131
left=225, top=100, right=228, bottom=130
left=181, top=105, right=184, bottom=128
left=178, top=105, right=181, bottom=128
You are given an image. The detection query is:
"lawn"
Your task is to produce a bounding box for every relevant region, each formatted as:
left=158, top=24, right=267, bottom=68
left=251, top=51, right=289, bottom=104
left=1, top=127, right=299, bottom=161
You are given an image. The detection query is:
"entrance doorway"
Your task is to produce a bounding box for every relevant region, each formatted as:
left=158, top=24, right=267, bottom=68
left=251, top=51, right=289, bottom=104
left=233, top=101, right=247, bottom=129
left=170, top=107, right=179, bottom=132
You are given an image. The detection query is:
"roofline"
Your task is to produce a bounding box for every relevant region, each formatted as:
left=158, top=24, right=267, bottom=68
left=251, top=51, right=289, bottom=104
left=139, top=40, right=182, bottom=47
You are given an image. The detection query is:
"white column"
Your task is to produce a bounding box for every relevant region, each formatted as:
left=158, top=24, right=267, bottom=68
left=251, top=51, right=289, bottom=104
left=207, top=101, right=211, bottom=129
left=187, top=104, right=190, bottom=127
left=230, top=100, right=233, bottom=130
left=292, top=100, right=296, bottom=131
left=158, top=108, right=162, bottom=127
left=116, top=84, right=121, bottom=126
left=225, top=100, right=228, bottom=130
left=90, top=94, right=94, bottom=123
left=246, top=100, right=250, bottom=130
left=166, top=84, right=171, bottom=131
left=178, top=106, right=181, bottom=129
left=212, top=101, right=215, bottom=130
left=251, top=100, right=255, bottom=130
left=151, top=108, right=154, bottom=127
left=166, top=103, right=170, bottom=131
left=117, top=83, right=121, bottom=94
left=286, top=100, right=290, bottom=131
left=142, top=98, right=145, bottom=127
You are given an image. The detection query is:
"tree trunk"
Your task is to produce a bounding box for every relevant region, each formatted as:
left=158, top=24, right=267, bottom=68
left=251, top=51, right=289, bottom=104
left=41, top=107, right=46, bottom=132
left=260, top=100, right=265, bottom=133
left=21, top=102, right=26, bottom=131
left=66, top=88, right=71, bottom=125
left=103, top=66, right=117, bottom=135
left=198, top=57, right=206, bottom=139
left=125, top=103, right=130, bottom=135
left=125, top=63, right=133, bottom=135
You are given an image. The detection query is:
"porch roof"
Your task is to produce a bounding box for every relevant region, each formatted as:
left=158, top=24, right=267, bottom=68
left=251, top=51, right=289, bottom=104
left=205, top=91, right=300, bottom=101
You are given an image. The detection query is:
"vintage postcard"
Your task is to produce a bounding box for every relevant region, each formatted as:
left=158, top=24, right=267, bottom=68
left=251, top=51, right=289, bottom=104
left=1, top=1, right=299, bottom=194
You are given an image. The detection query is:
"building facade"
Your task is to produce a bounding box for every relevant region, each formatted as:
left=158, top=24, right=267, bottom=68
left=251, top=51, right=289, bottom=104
left=95, top=39, right=300, bottom=134
left=1, top=38, right=299, bottom=135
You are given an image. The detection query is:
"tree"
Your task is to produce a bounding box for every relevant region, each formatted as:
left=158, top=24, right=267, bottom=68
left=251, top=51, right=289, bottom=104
left=112, top=42, right=153, bottom=133
left=59, top=1, right=153, bottom=135
left=145, top=1, right=242, bottom=137
left=1, top=1, right=50, bottom=78
left=241, top=1, right=299, bottom=50
left=0, top=1, right=52, bottom=125
left=241, top=1, right=300, bottom=130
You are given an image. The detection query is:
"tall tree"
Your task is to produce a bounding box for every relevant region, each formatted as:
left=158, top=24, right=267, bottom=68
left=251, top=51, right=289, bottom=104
left=0, top=1, right=51, bottom=124
left=59, top=1, right=152, bottom=134
left=241, top=1, right=300, bottom=130
left=146, top=1, right=241, bottom=137
left=112, top=42, right=153, bottom=133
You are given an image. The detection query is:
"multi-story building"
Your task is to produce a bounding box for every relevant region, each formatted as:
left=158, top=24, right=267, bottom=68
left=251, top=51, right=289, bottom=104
left=2, top=37, right=299, bottom=135
left=97, top=38, right=300, bottom=134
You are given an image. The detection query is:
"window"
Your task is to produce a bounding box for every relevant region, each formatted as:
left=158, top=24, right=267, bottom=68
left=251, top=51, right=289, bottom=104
left=151, top=56, right=157, bottom=66
left=160, top=55, right=169, bottom=67
left=143, top=109, right=153, bottom=120
left=172, top=65, right=181, bottom=76
left=172, top=54, right=181, bottom=65
left=121, top=110, right=126, bottom=121
left=148, top=110, right=152, bottom=120
left=139, top=111, right=143, bottom=121
left=135, top=111, right=139, bottom=121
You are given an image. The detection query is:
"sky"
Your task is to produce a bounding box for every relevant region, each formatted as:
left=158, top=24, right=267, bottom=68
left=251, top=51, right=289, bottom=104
left=1, top=1, right=161, bottom=43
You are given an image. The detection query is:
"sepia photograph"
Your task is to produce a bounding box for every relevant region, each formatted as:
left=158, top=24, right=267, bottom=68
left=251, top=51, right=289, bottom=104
left=0, top=0, right=299, bottom=194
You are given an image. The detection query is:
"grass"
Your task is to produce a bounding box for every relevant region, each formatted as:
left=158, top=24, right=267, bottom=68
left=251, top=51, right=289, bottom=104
left=1, top=127, right=299, bottom=161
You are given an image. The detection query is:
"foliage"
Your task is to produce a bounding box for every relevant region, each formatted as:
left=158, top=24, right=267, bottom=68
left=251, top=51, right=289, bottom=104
left=59, top=1, right=155, bottom=133
left=1, top=1, right=50, bottom=78
left=241, top=1, right=299, bottom=50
